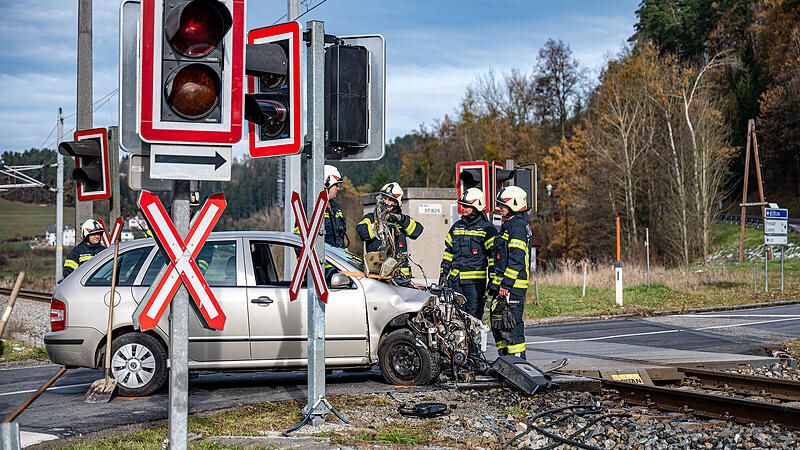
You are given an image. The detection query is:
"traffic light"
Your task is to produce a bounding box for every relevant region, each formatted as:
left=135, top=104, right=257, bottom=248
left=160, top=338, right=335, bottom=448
left=455, top=161, right=490, bottom=215
left=58, top=128, right=110, bottom=201
left=245, top=22, right=302, bottom=158
left=324, top=35, right=386, bottom=161
left=492, top=162, right=513, bottom=216
left=138, top=0, right=244, bottom=144
left=513, top=163, right=537, bottom=212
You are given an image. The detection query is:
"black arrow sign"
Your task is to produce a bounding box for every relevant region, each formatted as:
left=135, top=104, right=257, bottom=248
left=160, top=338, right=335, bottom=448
left=154, top=152, right=227, bottom=170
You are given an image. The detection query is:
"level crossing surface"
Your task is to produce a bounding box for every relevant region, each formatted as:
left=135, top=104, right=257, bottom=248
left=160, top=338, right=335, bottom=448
left=1, top=304, right=798, bottom=442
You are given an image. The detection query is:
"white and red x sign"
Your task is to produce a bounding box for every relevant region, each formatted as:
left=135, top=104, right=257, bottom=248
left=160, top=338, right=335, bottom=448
left=290, top=190, right=329, bottom=303
left=97, top=218, right=123, bottom=248
left=135, top=191, right=227, bottom=331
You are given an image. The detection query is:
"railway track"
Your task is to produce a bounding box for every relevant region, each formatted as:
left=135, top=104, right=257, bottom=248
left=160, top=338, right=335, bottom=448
left=0, top=287, right=52, bottom=303
left=589, top=367, right=800, bottom=430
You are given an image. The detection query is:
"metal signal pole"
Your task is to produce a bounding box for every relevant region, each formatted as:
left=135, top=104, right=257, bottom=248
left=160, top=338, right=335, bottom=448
left=284, top=0, right=302, bottom=277
left=304, top=19, right=330, bottom=425
left=56, top=109, right=64, bottom=283
left=76, top=0, right=93, bottom=227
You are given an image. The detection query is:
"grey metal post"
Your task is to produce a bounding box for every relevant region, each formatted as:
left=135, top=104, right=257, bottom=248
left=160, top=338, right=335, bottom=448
left=168, top=180, right=190, bottom=448
left=0, top=422, right=21, bottom=450
left=56, top=109, right=64, bottom=282
left=780, top=246, right=784, bottom=293
left=764, top=248, right=768, bottom=292
left=284, top=0, right=301, bottom=277
left=303, top=20, right=329, bottom=425
left=645, top=227, right=650, bottom=288
left=75, top=0, right=93, bottom=226
left=108, top=126, right=120, bottom=225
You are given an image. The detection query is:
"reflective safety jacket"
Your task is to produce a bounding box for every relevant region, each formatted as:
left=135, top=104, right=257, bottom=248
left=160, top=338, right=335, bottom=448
left=324, top=199, right=348, bottom=248
left=63, top=240, right=105, bottom=277
left=440, top=213, right=497, bottom=284
left=356, top=211, right=423, bottom=277
left=491, top=214, right=532, bottom=296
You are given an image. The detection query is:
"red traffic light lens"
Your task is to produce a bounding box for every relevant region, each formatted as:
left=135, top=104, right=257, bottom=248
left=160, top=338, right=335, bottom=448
left=166, top=1, right=229, bottom=56
left=165, top=64, right=220, bottom=118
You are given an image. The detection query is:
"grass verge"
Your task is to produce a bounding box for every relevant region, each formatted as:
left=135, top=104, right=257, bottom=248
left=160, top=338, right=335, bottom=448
left=0, top=337, right=47, bottom=362
left=783, top=339, right=800, bottom=360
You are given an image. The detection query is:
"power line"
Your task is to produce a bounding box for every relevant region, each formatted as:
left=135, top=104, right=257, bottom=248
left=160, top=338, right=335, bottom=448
left=36, top=88, right=120, bottom=150
left=272, top=0, right=329, bottom=25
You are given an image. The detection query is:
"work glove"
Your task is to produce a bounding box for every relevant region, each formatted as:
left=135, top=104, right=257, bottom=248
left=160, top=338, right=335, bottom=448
left=438, top=275, right=448, bottom=288
left=386, top=213, right=402, bottom=223
left=490, top=296, right=507, bottom=330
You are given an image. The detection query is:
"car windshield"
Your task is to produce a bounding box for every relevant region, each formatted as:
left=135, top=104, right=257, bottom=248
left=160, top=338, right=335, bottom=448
left=326, top=245, right=364, bottom=271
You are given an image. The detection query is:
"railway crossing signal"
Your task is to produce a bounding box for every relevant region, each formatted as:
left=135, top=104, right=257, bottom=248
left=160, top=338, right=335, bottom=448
left=134, top=190, right=227, bottom=331
left=289, top=190, right=329, bottom=303
left=97, top=218, right=123, bottom=248
left=58, top=128, right=111, bottom=201
left=456, top=161, right=490, bottom=215
left=245, top=22, right=303, bottom=157
left=138, top=0, right=244, bottom=145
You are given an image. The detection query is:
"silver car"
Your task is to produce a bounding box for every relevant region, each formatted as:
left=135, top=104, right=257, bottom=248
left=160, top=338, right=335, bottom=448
left=45, top=232, right=488, bottom=396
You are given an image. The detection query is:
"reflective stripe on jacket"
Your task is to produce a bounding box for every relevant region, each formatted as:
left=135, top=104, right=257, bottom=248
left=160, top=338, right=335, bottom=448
left=63, top=240, right=106, bottom=278
left=440, top=213, right=497, bottom=284
left=491, top=214, right=532, bottom=295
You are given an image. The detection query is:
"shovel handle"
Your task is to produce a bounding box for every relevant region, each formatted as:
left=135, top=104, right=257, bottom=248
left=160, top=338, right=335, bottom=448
left=104, top=238, right=121, bottom=379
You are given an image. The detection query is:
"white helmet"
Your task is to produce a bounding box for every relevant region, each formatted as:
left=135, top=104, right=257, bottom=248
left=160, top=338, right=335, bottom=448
left=458, top=188, right=486, bottom=212
left=81, top=219, right=104, bottom=240
left=378, top=182, right=404, bottom=206
left=324, top=165, right=343, bottom=189
left=496, top=186, right=528, bottom=213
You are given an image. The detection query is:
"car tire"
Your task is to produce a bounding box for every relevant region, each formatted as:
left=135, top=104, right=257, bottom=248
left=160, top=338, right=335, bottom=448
left=109, top=332, right=168, bottom=397
left=378, top=329, right=439, bottom=386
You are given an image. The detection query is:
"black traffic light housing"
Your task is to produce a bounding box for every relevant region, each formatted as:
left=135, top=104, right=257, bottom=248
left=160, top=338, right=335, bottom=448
left=455, top=161, right=490, bottom=215
left=245, top=42, right=290, bottom=140
left=245, top=22, right=302, bottom=157
left=58, top=128, right=110, bottom=201
left=325, top=44, right=369, bottom=151
left=161, top=0, right=232, bottom=123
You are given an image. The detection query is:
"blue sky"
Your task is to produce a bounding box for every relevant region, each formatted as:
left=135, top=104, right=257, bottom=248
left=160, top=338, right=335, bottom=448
left=0, top=0, right=639, bottom=155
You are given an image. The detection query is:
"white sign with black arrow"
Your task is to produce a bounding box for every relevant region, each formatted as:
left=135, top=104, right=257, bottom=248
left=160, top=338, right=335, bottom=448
left=149, top=144, right=232, bottom=181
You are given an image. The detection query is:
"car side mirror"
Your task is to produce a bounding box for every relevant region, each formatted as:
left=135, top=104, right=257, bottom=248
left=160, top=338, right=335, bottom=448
left=330, top=273, right=351, bottom=289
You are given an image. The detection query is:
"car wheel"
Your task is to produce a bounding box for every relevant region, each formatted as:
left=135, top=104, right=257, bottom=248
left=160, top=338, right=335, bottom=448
left=109, top=332, right=167, bottom=396
left=378, top=329, right=439, bottom=386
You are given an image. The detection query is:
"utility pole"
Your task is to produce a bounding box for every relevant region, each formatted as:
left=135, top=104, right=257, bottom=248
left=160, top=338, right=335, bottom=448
left=76, top=0, right=93, bottom=227
left=56, top=109, right=64, bottom=283
left=284, top=0, right=301, bottom=277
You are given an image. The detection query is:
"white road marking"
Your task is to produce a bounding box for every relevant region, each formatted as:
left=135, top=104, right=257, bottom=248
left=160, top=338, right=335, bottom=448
left=683, top=314, right=800, bottom=318
left=527, top=316, right=800, bottom=345
left=0, top=382, right=91, bottom=397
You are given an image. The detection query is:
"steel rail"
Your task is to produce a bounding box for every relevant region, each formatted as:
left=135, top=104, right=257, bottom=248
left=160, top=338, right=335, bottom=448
left=603, top=379, right=800, bottom=430
left=0, top=287, right=52, bottom=303
left=677, top=366, right=800, bottom=401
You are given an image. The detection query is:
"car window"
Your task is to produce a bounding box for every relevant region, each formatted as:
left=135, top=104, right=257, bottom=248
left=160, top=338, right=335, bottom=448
left=86, top=246, right=152, bottom=287
left=250, top=241, right=343, bottom=287
left=139, top=241, right=237, bottom=287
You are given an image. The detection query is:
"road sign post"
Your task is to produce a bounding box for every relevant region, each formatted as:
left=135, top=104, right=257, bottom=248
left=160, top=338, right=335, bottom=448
left=764, top=207, right=788, bottom=293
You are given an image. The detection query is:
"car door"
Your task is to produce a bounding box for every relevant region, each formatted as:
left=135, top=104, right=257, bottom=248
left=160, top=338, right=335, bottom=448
left=243, top=239, right=369, bottom=364
left=133, top=239, right=250, bottom=362
left=84, top=245, right=152, bottom=331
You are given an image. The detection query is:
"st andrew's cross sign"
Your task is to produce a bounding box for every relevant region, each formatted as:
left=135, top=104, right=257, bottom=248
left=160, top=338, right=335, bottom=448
left=290, top=190, right=329, bottom=303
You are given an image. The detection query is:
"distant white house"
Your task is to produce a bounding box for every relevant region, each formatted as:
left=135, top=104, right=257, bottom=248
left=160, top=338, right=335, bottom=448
left=46, top=225, right=76, bottom=247
left=128, top=216, right=148, bottom=230
left=120, top=230, right=135, bottom=241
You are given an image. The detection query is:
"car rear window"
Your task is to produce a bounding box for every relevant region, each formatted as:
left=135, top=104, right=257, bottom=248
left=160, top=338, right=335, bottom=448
left=85, top=246, right=152, bottom=287
left=139, top=241, right=237, bottom=287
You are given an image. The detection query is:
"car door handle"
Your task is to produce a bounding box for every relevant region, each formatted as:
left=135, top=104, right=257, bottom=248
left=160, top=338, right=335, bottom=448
left=251, top=296, right=274, bottom=305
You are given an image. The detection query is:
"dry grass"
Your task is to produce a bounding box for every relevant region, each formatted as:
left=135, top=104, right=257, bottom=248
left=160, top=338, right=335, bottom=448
left=536, top=259, right=767, bottom=291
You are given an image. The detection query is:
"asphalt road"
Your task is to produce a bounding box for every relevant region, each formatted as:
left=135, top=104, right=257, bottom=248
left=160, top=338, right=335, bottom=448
left=2, top=304, right=799, bottom=441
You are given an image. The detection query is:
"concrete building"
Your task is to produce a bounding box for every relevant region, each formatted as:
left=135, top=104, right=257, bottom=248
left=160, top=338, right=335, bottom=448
left=46, top=225, right=76, bottom=247
left=360, top=188, right=458, bottom=283
left=120, top=230, right=135, bottom=241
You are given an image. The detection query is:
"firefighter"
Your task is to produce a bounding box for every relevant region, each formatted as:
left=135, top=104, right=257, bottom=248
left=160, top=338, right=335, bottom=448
left=323, top=165, right=349, bottom=249
left=489, top=186, right=531, bottom=359
left=356, top=182, right=423, bottom=277
left=63, top=219, right=107, bottom=278
left=439, top=188, right=497, bottom=320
